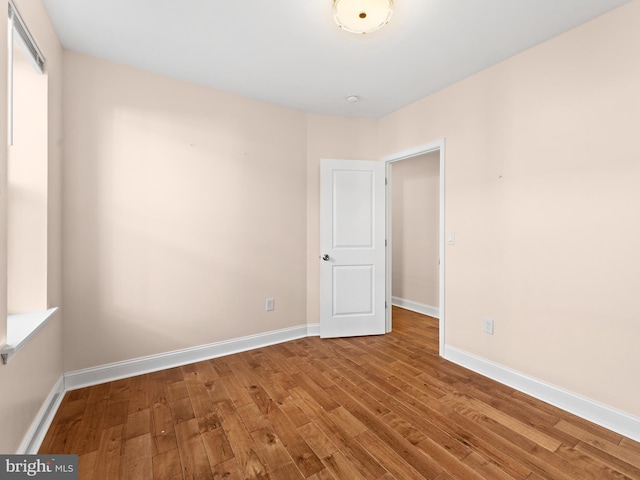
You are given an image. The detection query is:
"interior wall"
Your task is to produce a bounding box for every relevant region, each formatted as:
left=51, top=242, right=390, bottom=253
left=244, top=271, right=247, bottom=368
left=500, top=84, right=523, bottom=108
left=0, top=0, right=63, bottom=453
left=305, top=115, right=379, bottom=326
left=391, top=152, right=439, bottom=308
left=378, top=1, right=640, bottom=417
left=62, top=52, right=308, bottom=372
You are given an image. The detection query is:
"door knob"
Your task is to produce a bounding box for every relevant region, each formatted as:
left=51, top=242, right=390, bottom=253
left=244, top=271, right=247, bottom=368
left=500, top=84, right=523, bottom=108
left=321, top=254, right=330, bottom=261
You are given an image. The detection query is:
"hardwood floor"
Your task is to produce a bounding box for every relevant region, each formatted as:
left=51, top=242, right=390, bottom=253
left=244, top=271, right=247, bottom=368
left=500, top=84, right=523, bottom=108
left=40, top=307, right=640, bottom=479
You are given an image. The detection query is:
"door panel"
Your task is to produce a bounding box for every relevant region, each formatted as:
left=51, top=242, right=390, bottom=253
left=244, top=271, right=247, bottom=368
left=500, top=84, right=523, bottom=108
left=333, top=265, right=374, bottom=316
left=333, top=170, right=374, bottom=247
left=320, top=159, right=386, bottom=338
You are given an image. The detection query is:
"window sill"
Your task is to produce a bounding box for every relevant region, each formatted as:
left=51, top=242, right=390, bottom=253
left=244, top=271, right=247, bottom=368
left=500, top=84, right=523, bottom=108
left=1, top=307, right=58, bottom=364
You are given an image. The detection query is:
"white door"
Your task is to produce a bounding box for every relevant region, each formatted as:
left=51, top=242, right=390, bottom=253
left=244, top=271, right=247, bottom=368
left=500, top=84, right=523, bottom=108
left=320, top=159, right=386, bottom=338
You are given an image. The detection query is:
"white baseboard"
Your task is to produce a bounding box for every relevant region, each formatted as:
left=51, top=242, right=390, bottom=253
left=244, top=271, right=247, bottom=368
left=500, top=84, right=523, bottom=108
left=64, top=324, right=315, bottom=391
left=307, top=323, right=320, bottom=336
left=392, top=297, right=439, bottom=318
left=18, top=375, right=65, bottom=454
left=444, top=346, right=640, bottom=443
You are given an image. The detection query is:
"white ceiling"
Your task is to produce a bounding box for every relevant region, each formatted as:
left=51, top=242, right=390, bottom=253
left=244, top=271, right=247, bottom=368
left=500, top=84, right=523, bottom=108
left=41, top=0, right=632, bottom=118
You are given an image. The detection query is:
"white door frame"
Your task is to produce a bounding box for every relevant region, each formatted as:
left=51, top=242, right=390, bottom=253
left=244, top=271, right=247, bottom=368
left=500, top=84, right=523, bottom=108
left=383, top=139, right=446, bottom=356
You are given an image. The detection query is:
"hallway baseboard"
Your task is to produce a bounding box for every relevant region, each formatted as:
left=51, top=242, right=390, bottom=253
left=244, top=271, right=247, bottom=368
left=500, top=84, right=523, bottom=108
left=392, top=296, right=439, bottom=318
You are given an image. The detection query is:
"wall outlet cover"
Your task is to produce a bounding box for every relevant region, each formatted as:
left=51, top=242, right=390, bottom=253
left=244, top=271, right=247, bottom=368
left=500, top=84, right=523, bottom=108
left=483, top=317, right=494, bottom=335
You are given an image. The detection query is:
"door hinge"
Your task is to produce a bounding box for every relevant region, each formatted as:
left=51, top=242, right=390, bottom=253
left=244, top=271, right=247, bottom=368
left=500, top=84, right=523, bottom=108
left=385, top=239, right=388, bottom=247
left=385, top=301, right=388, bottom=309
left=385, top=177, right=388, bottom=185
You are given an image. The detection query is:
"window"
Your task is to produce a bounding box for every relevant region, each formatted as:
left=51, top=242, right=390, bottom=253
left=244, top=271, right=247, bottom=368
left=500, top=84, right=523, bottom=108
left=2, top=0, right=53, bottom=363
left=8, top=0, right=45, bottom=145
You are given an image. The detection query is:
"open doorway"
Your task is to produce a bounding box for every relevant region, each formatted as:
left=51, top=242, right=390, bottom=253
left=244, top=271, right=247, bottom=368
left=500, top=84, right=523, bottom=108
left=391, top=151, right=440, bottom=314
left=384, top=141, right=445, bottom=355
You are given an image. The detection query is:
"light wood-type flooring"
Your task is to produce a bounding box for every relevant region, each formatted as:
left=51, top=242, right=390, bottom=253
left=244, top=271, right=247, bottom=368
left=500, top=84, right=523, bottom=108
left=40, top=307, right=640, bottom=479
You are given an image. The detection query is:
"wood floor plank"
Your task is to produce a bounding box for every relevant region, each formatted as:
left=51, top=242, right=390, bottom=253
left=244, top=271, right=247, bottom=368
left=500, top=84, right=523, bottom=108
left=574, top=441, right=640, bottom=480
left=462, top=451, right=519, bottom=480
left=39, top=307, right=640, bottom=480
left=72, top=397, right=107, bottom=455
left=355, top=430, right=426, bottom=480
left=104, top=400, right=129, bottom=428
left=170, top=397, right=195, bottom=425
left=277, top=395, right=311, bottom=429
left=237, top=402, right=271, bottom=433
left=208, top=378, right=233, bottom=404
left=297, top=422, right=338, bottom=459
left=164, top=367, right=184, bottom=384
left=214, top=399, right=272, bottom=479
left=87, top=382, right=111, bottom=404
left=108, top=378, right=131, bottom=405
left=270, top=462, right=305, bottom=479
left=417, top=436, right=487, bottom=480
left=189, top=391, right=217, bottom=420
left=174, top=418, right=214, bottom=479
left=442, top=393, right=563, bottom=452
left=168, top=380, right=189, bottom=403
left=323, top=384, right=443, bottom=479
left=128, top=374, right=150, bottom=414
left=199, top=411, right=235, bottom=467
left=122, top=433, right=153, bottom=480
left=152, top=448, right=184, bottom=480
left=290, top=385, right=388, bottom=478
left=264, top=400, right=325, bottom=478
left=307, top=468, right=336, bottom=480
left=384, top=393, right=472, bottom=460
left=556, top=419, right=640, bottom=468
left=321, top=450, right=367, bottom=480
left=41, top=418, right=82, bottom=455
left=211, top=357, right=260, bottom=408
left=78, top=451, right=98, bottom=480
left=328, top=405, right=367, bottom=437
left=209, top=458, right=244, bottom=480
left=150, top=379, right=179, bottom=455
left=125, top=408, right=151, bottom=440
left=92, top=425, right=124, bottom=480
left=250, top=426, right=296, bottom=473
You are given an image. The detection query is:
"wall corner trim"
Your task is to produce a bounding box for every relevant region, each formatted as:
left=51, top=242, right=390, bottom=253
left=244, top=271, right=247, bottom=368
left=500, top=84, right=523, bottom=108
left=17, top=375, right=65, bottom=454
left=444, top=345, right=640, bottom=443
left=63, top=324, right=317, bottom=391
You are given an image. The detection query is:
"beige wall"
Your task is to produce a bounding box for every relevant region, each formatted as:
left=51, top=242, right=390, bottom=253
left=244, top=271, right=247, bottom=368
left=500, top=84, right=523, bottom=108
left=305, top=115, right=378, bottom=325
left=391, top=152, right=439, bottom=307
left=62, top=53, right=308, bottom=371
left=0, top=0, right=63, bottom=453
left=379, top=1, right=640, bottom=417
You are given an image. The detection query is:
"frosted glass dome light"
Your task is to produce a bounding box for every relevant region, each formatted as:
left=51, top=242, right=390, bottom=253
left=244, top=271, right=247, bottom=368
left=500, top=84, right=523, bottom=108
left=333, top=0, right=394, bottom=34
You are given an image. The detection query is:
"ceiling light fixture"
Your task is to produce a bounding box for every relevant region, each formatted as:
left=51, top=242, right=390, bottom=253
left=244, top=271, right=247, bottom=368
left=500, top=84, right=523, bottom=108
left=333, top=0, right=394, bottom=34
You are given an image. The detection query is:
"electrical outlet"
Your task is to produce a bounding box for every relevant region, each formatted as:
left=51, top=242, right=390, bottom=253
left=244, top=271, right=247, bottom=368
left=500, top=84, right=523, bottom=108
left=483, top=317, right=494, bottom=335
left=265, top=298, right=275, bottom=311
